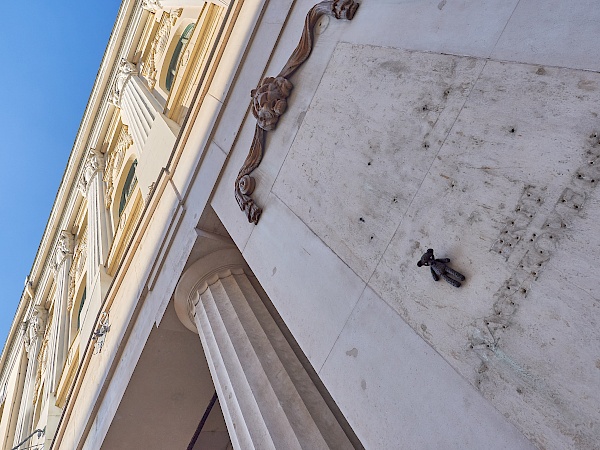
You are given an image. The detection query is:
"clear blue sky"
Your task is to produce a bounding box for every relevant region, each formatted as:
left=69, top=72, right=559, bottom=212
left=0, top=1, right=123, bottom=352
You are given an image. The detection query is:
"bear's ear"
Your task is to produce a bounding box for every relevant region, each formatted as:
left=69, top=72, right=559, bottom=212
left=427, top=248, right=434, bottom=253
left=417, top=261, right=423, bottom=267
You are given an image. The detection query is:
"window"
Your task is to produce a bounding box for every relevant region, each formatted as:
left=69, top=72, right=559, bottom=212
left=118, top=160, right=138, bottom=217
left=165, top=23, right=195, bottom=92
left=77, top=288, right=87, bottom=330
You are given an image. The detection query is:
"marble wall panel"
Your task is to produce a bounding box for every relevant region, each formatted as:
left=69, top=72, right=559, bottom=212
left=369, top=58, right=600, bottom=448
left=492, top=0, right=600, bottom=72
left=319, top=287, right=534, bottom=450
left=273, top=43, right=485, bottom=282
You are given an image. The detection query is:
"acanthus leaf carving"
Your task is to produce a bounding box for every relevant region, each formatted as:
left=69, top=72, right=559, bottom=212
left=33, top=316, right=50, bottom=404
left=55, top=230, right=74, bottom=268
left=68, top=228, right=88, bottom=310
left=26, top=306, right=47, bottom=354
left=109, top=59, right=138, bottom=108
left=235, top=0, right=359, bottom=224
left=104, top=125, right=133, bottom=208
left=79, top=148, right=104, bottom=195
left=142, top=0, right=162, bottom=13
left=140, top=8, right=181, bottom=90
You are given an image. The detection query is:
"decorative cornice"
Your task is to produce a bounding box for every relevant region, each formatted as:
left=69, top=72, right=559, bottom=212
left=104, top=125, right=133, bottom=208
left=235, top=0, right=359, bottom=224
left=109, top=59, right=138, bottom=108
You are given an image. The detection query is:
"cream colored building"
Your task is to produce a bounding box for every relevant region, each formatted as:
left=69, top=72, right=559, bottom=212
left=1, top=0, right=599, bottom=449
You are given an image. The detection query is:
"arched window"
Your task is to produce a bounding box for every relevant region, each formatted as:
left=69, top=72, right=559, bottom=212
left=165, top=23, right=195, bottom=92
left=118, top=160, right=138, bottom=217
left=77, top=288, right=87, bottom=330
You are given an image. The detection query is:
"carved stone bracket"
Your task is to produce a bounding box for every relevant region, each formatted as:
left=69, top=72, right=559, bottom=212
left=235, top=0, right=359, bottom=224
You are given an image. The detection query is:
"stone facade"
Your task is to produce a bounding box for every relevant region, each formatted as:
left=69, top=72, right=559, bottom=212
left=1, top=1, right=599, bottom=449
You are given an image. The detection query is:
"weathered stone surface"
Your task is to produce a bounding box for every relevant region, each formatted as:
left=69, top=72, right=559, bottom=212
left=370, top=58, right=600, bottom=448
left=273, top=43, right=485, bottom=282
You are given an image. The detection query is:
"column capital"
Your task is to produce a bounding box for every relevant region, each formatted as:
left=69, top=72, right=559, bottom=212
left=175, top=249, right=250, bottom=333
left=25, top=306, right=47, bottom=354
left=78, top=149, right=105, bottom=195
left=109, top=59, right=138, bottom=108
left=142, top=0, right=162, bottom=12
left=54, top=230, right=74, bottom=268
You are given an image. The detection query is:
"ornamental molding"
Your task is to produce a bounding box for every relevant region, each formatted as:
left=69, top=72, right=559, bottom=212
left=34, top=320, right=50, bottom=404
left=68, top=228, right=87, bottom=310
left=25, top=306, right=47, bottom=354
left=174, top=249, right=253, bottom=333
left=142, top=0, right=162, bottom=13
left=235, top=0, right=359, bottom=224
left=140, top=8, right=182, bottom=90
left=54, top=230, right=74, bottom=268
left=109, top=59, right=138, bottom=108
left=104, top=125, right=133, bottom=208
left=78, top=149, right=104, bottom=195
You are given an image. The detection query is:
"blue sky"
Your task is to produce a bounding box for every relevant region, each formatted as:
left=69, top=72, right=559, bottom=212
left=0, top=1, right=123, bottom=352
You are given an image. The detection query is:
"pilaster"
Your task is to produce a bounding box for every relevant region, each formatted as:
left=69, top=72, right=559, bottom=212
left=79, top=149, right=111, bottom=283
left=46, top=231, right=74, bottom=395
left=12, top=306, right=47, bottom=447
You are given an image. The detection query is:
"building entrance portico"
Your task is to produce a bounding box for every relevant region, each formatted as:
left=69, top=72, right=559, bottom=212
left=100, top=299, right=230, bottom=450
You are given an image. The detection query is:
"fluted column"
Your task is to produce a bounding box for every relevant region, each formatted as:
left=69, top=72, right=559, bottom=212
left=109, top=59, right=159, bottom=152
left=175, top=249, right=354, bottom=450
left=79, top=149, right=111, bottom=281
left=46, top=231, right=73, bottom=394
left=12, top=306, right=46, bottom=447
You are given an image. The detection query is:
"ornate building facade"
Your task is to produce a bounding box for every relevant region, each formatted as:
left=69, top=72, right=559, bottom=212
left=1, top=0, right=599, bottom=449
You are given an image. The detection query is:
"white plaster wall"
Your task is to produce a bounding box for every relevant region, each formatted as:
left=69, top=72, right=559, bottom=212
left=208, top=0, right=600, bottom=448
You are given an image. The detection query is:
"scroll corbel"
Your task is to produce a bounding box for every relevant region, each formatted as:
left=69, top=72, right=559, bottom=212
left=235, top=0, right=359, bottom=224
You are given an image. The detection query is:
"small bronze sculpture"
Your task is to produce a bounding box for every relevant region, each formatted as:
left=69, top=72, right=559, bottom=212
left=417, top=249, right=465, bottom=288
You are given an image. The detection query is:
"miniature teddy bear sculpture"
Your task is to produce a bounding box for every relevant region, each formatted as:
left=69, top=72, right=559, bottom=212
left=417, top=249, right=465, bottom=288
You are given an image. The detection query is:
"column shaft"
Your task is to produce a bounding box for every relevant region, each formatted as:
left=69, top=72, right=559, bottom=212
left=191, top=271, right=353, bottom=450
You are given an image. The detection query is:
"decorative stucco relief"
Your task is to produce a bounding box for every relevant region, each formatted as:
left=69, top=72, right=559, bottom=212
left=109, top=59, right=138, bottom=108
left=78, top=149, right=104, bottom=195
left=55, top=231, right=74, bottom=270
left=33, top=318, right=50, bottom=404
left=104, top=125, right=133, bottom=208
left=140, top=8, right=182, bottom=89
left=235, top=0, right=359, bottom=224
left=142, top=0, right=162, bottom=13
left=68, top=228, right=87, bottom=311
left=25, top=306, right=47, bottom=354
